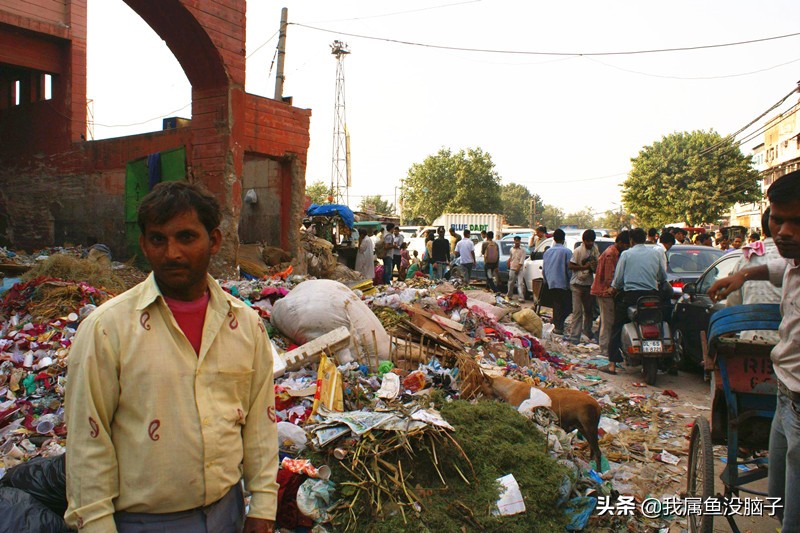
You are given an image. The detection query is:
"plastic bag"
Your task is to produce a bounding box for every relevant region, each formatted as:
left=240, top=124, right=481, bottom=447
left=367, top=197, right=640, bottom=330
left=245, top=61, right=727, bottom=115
left=311, top=355, right=344, bottom=416
left=511, top=308, right=543, bottom=338
left=296, top=478, right=336, bottom=523
left=0, top=453, right=67, bottom=515
left=0, top=486, right=69, bottom=533
left=277, top=422, right=308, bottom=454
left=272, top=280, right=391, bottom=362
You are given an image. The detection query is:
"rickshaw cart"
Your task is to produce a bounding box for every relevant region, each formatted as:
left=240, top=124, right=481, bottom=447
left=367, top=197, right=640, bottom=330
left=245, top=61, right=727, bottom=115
left=687, top=303, right=782, bottom=533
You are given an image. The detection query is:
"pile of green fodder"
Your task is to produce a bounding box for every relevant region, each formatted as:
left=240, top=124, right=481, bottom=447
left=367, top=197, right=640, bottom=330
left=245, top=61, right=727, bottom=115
left=317, top=400, right=568, bottom=533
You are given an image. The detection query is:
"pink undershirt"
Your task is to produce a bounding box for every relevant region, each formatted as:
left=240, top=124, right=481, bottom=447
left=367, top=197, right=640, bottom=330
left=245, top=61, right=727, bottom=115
left=163, top=291, right=210, bottom=355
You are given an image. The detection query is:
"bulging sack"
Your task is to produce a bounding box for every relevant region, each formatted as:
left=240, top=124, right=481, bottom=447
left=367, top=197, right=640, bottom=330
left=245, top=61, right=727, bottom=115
left=272, top=280, right=391, bottom=363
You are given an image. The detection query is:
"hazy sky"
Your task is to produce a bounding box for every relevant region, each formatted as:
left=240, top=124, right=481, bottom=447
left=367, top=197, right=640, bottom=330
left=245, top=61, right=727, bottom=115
left=87, top=0, right=800, bottom=216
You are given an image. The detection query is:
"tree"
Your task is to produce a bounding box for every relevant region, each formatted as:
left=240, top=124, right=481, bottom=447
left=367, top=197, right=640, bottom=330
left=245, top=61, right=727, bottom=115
left=501, top=183, right=543, bottom=226
left=358, top=195, right=394, bottom=215
left=305, top=180, right=330, bottom=205
left=562, top=208, right=596, bottom=229
left=598, top=208, right=636, bottom=232
left=623, top=130, right=761, bottom=227
left=539, top=204, right=565, bottom=231
left=402, top=147, right=503, bottom=224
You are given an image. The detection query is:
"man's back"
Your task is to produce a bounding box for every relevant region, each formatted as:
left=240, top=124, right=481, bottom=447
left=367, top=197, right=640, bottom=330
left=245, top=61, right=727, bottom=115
left=613, top=244, right=665, bottom=292
left=432, top=237, right=450, bottom=262
left=543, top=244, right=572, bottom=290
left=455, top=238, right=475, bottom=264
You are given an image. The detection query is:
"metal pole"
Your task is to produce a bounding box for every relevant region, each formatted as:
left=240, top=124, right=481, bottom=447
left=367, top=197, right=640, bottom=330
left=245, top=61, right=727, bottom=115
left=273, top=7, right=288, bottom=100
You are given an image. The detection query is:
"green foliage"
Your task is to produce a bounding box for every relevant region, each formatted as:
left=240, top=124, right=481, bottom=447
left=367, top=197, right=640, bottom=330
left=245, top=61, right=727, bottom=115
left=539, top=204, right=565, bottom=231
left=358, top=195, right=395, bottom=215
left=320, top=400, right=568, bottom=532
left=598, top=208, right=636, bottom=232
left=623, top=130, right=761, bottom=227
left=305, top=180, right=331, bottom=205
left=562, top=208, right=596, bottom=229
left=402, top=148, right=503, bottom=224
left=501, top=183, right=542, bottom=226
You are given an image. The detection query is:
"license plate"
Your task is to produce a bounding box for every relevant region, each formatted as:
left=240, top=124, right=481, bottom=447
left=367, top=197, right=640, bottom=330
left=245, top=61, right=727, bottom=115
left=642, top=340, right=663, bottom=353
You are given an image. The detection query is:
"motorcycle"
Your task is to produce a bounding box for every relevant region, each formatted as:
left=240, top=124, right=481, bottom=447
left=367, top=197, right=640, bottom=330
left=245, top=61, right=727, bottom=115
left=620, top=295, right=676, bottom=386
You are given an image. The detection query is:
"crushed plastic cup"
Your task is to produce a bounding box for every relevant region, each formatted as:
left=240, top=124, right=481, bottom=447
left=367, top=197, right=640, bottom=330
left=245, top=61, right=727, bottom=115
left=402, top=371, right=426, bottom=393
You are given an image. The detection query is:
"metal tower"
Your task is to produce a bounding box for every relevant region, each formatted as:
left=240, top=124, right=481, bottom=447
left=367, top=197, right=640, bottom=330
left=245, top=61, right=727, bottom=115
left=330, top=40, right=351, bottom=205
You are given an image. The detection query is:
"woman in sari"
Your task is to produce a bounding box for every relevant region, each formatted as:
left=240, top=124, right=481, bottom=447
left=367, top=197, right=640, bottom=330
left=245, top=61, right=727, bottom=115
left=355, top=230, right=375, bottom=280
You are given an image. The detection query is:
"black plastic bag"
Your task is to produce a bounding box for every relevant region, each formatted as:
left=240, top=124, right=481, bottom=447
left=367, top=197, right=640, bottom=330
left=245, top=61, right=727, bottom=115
left=0, top=453, right=67, bottom=515
left=0, top=486, right=70, bottom=533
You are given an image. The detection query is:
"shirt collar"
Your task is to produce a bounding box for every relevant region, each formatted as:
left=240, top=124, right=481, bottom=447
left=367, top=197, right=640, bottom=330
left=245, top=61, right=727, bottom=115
left=136, top=272, right=232, bottom=315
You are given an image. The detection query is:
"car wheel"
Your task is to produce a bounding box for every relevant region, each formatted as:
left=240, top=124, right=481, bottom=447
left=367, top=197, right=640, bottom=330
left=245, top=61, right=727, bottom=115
left=674, top=328, right=690, bottom=370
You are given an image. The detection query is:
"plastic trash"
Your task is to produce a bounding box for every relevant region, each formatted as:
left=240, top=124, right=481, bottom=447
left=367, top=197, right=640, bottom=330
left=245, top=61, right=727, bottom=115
left=402, top=371, right=426, bottom=393
left=597, top=417, right=625, bottom=436
left=0, top=487, right=70, bottom=533
left=0, top=453, right=67, bottom=515
left=376, top=373, right=400, bottom=400
left=563, top=496, right=597, bottom=531
left=277, top=421, right=308, bottom=454
left=492, top=474, right=526, bottom=516
left=296, top=478, right=336, bottom=523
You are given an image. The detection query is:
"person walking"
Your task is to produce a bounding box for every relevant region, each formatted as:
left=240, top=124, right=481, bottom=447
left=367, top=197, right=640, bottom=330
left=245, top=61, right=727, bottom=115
left=568, top=230, right=599, bottom=344
left=65, top=182, right=278, bottom=533
left=454, top=229, right=476, bottom=284
left=543, top=229, right=573, bottom=335
left=355, top=230, right=375, bottom=280
left=431, top=227, right=451, bottom=280
left=382, top=223, right=396, bottom=285
left=392, top=225, right=404, bottom=280
left=483, top=230, right=500, bottom=293
left=707, top=170, right=800, bottom=532
left=506, top=236, right=527, bottom=301
left=448, top=227, right=461, bottom=255
left=591, top=230, right=629, bottom=368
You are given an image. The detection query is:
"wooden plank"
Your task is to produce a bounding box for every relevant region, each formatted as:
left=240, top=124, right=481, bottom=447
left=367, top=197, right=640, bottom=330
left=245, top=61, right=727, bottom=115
left=282, top=326, right=350, bottom=371
left=429, top=313, right=465, bottom=332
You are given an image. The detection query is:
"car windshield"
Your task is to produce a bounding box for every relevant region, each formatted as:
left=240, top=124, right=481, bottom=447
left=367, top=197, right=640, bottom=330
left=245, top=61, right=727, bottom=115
left=500, top=242, right=529, bottom=255
left=698, top=254, right=742, bottom=294
left=666, top=248, right=724, bottom=274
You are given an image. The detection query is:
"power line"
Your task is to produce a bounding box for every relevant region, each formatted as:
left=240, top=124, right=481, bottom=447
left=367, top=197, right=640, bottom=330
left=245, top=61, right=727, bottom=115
left=584, top=55, right=800, bottom=80
left=247, top=29, right=280, bottom=59
left=289, top=23, right=800, bottom=57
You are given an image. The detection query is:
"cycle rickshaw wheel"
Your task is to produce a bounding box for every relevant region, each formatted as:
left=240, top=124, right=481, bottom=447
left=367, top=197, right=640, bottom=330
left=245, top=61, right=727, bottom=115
left=687, top=416, right=714, bottom=533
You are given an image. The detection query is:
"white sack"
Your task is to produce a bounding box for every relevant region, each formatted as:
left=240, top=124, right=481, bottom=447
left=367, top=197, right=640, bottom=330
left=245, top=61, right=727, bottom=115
left=272, top=280, right=391, bottom=362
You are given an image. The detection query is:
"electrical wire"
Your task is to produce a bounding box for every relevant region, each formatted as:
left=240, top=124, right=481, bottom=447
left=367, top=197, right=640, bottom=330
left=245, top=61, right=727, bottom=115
left=246, top=29, right=280, bottom=59
left=289, top=23, right=800, bottom=57
left=50, top=100, right=192, bottom=129
left=584, top=55, right=800, bottom=81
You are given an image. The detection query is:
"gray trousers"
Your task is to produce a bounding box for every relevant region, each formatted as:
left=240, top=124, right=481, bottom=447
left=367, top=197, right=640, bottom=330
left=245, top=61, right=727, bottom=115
left=569, top=284, right=594, bottom=343
left=597, top=296, right=615, bottom=357
left=115, top=483, right=244, bottom=533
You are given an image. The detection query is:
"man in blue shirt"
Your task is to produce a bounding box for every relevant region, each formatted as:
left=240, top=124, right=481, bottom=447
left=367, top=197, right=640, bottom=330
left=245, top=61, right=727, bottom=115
left=606, top=228, right=667, bottom=371
left=543, top=229, right=573, bottom=335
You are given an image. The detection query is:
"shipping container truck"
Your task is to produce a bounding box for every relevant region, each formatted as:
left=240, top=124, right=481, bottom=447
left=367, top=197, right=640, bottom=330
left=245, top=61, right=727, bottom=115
left=431, top=213, right=505, bottom=238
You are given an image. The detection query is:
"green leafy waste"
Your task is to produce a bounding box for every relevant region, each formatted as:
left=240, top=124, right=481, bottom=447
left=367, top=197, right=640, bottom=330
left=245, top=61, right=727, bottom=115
left=317, top=400, right=569, bottom=532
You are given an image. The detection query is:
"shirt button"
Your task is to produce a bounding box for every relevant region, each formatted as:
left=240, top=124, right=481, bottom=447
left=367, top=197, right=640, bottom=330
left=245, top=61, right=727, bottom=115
left=202, top=417, right=209, bottom=426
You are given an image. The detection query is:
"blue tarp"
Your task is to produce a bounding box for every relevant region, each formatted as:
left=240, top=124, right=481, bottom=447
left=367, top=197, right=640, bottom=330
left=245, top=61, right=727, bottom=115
left=306, top=203, right=355, bottom=229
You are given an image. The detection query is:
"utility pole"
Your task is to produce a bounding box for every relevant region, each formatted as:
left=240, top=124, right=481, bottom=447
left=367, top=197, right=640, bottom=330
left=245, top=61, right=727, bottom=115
left=273, top=7, right=288, bottom=100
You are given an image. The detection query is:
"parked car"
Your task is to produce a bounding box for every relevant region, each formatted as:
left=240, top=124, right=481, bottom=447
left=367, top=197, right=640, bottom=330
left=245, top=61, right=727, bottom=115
left=522, top=236, right=615, bottom=300
left=659, top=245, right=725, bottom=299
left=469, top=241, right=530, bottom=289
left=500, top=232, right=533, bottom=242
left=671, top=250, right=742, bottom=368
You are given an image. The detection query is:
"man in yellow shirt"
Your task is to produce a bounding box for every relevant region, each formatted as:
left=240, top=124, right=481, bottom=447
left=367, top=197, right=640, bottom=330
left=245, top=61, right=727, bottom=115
left=65, top=182, right=278, bottom=533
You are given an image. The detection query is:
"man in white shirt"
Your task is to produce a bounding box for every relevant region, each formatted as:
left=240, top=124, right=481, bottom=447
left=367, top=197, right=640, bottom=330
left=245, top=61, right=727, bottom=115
left=568, top=229, right=599, bottom=344
left=454, top=229, right=476, bottom=284
left=506, top=236, right=527, bottom=301
left=708, top=170, right=800, bottom=532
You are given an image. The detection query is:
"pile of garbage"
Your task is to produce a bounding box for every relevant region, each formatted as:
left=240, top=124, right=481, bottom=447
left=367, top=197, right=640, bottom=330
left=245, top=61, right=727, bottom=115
left=0, top=256, right=705, bottom=531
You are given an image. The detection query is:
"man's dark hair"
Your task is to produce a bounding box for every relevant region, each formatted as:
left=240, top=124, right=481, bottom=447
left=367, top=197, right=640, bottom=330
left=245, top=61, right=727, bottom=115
left=630, top=228, right=647, bottom=244
left=767, top=169, right=800, bottom=203
left=647, top=228, right=658, bottom=238
left=137, top=181, right=221, bottom=235
left=582, top=229, right=596, bottom=242
left=762, top=207, right=772, bottom=238
left=669, top=227, right=678, bottom=235
left=749, top=232, right=761, bottom=241
left=437, top=226, right=445, bottom=235
left=615, top=230, right=630, bottom=243
left=659, top=232, right=676, bottom=246
left=674, top=228, right=686, bottom=236
left=463, top=229, right=471, bottom=237
left=698, top=233, right=711, bottom=244
left=513, top=236, right=521, bottom=241
left=386, top=223, right=395, bottom=231
left=553, top=228, right=566, bottom=243
left=537, top=226, right=547, bottom=233
left=487, top=230, right=494, bottom=239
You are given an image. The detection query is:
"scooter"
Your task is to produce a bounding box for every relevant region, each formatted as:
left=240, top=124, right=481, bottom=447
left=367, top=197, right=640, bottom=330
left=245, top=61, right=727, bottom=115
left=620, top=295, right=675, bottom=386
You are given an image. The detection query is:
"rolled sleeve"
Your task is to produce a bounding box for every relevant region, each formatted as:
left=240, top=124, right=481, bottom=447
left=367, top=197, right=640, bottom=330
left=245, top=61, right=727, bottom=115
left=64, top=317, right=121, bottom=532
left=242, top=320, right=279, bottom=520
left=768, top=258, right=789, bottom=287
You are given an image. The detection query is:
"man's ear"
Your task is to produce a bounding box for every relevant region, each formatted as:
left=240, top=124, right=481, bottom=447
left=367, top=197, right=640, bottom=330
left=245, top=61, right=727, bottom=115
left=209, top=227, right=223, bottom=255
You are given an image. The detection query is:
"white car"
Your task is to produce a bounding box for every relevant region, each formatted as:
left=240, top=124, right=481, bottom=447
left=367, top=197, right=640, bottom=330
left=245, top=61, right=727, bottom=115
left=522, top=236, right=615, bottom=300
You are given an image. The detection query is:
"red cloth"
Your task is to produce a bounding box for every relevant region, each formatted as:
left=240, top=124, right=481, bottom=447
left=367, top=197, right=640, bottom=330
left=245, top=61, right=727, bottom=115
left=163, top=292, right=210, bottom=355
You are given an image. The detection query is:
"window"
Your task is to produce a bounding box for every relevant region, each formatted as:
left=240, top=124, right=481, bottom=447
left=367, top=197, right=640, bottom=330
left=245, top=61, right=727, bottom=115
left=698, top=255, right=740, bottom=294
left=13, top=80, right=20, bottom=106
left=44, top=74, right=52, bottom=100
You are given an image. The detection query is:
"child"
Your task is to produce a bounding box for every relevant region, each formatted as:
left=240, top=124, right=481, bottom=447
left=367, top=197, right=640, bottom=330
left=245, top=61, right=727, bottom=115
left=399, top=242, right=411, bottom=280
left=410, top=249, right=420, bottom=266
